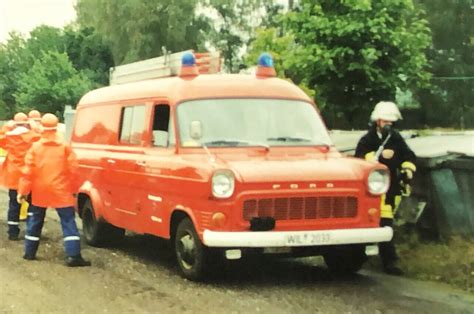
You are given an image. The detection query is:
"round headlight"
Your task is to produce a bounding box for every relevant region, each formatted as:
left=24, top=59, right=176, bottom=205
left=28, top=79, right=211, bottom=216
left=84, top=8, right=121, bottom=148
left=368, top=169, right=390, bottom=195
left=212, top=170, right=235, bottom=198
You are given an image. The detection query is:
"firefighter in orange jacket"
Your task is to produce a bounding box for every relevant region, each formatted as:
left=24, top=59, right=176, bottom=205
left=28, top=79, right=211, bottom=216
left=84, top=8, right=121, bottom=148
left=355, top=101, right=416, bottom=276
left=0, top=120, right=15, bottom=149
left=17, top=113, right=91, bottom=267
left=28, top=109, right=43, bottom=134
left=0, top=121, right=15, bottom=187
left=2, top=113, right=40, bottom=240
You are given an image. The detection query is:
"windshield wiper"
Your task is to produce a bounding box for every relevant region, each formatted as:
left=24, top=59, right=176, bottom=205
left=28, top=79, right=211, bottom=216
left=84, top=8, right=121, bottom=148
left=267, top=137, right=332, bottom=149
left=203, top=139, right=269, bottom=150
left=203, top=140, right=242, bottom=146
left=267, top=136, right=312, bottom=142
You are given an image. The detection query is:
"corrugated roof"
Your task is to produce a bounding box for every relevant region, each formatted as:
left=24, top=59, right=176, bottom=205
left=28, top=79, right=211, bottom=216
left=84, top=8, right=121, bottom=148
left=406, top=134, right=474, bottom=158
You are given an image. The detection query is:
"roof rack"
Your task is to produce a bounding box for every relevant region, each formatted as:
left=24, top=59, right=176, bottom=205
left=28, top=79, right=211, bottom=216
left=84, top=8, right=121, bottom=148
left=109, top=50, right=221, bottom=85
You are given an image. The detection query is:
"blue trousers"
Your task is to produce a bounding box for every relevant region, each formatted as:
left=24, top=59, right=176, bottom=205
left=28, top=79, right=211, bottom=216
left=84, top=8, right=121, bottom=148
left=7, top=189, right=20, bottom=237
left=24, top=205, right=81, bottom=258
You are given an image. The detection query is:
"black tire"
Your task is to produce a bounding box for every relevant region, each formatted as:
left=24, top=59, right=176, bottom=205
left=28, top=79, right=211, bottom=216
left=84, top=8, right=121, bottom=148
left=174, top=218, right=210, bottom=281
left=323, top=245, right=367, bottom=274
left=81, top=199, right=125, bottom=247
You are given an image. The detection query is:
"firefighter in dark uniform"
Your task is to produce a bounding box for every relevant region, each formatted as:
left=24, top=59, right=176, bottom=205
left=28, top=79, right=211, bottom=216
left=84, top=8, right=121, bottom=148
left=355, top=101, right=416, bottom=275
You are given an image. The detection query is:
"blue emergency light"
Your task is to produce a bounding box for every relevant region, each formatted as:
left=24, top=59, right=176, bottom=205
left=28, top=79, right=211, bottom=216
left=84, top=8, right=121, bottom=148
left=256, top=52, right=276, bottom=77
left=180, top=52, right=199, bottom=77
left=258, top=53, right=274, bottom=67
left=182, top=52, right=196, bottom=66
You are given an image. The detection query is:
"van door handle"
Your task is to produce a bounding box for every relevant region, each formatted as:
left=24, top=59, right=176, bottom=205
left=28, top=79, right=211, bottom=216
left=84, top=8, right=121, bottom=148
left=106, top=159, right=116, bottom=164
left=136, top=161, right=146, bottom=167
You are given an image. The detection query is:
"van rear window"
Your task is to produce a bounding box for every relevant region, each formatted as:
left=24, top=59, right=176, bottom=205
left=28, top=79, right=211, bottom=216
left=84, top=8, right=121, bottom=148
left=72, top=105, right=119, bottom=144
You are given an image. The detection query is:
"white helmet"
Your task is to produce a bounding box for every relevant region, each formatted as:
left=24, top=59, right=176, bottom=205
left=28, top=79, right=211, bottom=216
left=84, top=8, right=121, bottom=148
left=370, top=101, right=402, bottom=122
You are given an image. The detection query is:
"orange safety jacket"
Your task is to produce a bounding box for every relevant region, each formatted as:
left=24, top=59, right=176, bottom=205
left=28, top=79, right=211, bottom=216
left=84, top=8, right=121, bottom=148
left=0, top=125, right=8, bottom=187
left=2, top=126, right=40, bottom=190
left=18, top=133, right=79, bottom=208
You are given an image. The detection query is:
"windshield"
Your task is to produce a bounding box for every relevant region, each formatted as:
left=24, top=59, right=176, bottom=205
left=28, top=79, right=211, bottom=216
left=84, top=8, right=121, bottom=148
left=177, top=99, right=332, bottom=148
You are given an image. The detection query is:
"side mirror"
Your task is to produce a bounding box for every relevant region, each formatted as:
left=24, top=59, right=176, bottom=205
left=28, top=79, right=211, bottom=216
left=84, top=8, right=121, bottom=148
left=190, top=120, right=203, bottom=140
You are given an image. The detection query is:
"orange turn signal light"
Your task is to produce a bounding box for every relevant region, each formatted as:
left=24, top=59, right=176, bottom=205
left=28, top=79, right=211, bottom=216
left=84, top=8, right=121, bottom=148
left=212, top=212, right=227, bottom=228
left=368, top=207, right=378, bottom=221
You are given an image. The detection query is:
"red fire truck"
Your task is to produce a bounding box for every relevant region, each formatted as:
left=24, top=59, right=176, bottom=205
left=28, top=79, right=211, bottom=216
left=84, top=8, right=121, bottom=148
left=71, top=51, right=392, bottom=280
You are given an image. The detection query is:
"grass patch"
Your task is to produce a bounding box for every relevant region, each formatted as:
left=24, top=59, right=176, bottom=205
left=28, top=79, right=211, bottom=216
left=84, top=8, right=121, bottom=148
left=394, top=225, right=474, bottom=292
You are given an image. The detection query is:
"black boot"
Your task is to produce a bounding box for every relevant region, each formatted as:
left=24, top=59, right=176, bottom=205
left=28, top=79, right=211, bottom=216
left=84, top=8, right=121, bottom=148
left=23, top=254, right=36, bottom=261
left=65, top=255, right=91, bottom=267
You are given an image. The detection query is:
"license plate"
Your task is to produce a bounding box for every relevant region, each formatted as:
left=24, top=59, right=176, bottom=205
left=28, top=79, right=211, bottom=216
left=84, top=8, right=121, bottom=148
left=284, top=232, right=331, bottom=246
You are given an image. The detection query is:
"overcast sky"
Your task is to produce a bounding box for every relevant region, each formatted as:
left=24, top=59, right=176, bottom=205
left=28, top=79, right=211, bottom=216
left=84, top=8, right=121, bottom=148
left=0, top=0, right=77, bottom=43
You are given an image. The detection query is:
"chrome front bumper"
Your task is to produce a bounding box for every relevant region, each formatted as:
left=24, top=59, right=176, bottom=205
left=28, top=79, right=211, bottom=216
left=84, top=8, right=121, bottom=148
left=203, top=227, right=393, bottom=248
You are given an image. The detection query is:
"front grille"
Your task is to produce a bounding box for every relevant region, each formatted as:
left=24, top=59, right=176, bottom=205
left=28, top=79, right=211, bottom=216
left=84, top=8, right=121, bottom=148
left=243, top=196, right=357, bottom=221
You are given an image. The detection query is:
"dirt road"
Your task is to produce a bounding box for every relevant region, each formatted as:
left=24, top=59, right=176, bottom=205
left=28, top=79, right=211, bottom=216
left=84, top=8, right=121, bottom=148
left=0, top=190, right=473, bottom=313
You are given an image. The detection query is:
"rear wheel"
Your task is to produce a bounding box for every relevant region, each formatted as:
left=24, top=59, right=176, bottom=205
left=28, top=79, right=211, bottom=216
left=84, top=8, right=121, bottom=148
left=82, top=199, right=125, bottom=247
left=323, top=245, right=367, bottom=274
left=174, top=218, right=210, bottom=281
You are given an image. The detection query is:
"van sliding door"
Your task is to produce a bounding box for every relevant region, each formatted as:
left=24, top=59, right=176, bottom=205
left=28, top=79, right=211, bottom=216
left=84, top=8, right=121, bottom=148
left=140, top=103, right=176, bottom=236
left=106, top=104, right=147, bottom=231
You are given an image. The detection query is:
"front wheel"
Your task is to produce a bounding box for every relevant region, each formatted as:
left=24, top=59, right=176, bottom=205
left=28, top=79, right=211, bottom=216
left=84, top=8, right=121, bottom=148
left=323, top=245, right=367, bottom=274
left=174, top=218, right=210, bottom=281
left=82, top=199, right=125, bottom=247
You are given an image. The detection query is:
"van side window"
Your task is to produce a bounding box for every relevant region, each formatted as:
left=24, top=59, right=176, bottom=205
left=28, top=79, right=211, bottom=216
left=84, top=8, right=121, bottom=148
left=120, top=105, right=146, bottom=145
left=152, top=104, right=172, bottom=147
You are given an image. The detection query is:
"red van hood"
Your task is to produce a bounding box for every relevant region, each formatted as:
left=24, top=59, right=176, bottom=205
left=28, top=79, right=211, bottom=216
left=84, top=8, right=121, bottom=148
left=223, top=157, right=364, bottom=183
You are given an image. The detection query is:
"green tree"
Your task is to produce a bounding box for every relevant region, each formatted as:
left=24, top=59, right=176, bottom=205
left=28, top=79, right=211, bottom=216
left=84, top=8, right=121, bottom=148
left=415, top=0, right=474, bottom=128
left=248, top=0, right=432, bottom=128
left=63, top=26, right=114, bottom=86
left=76, top=0, right=210, bottom=65
left=76, top=0, right=276, bottom=71
left=0, top=49, right=9, bottom=119
left=201, top=0, right=274, bottom=72
left=0, top=33, right=30, bottom=119
left=0, top=25, right=111, bottom=119
left=26, top=25, right=113, bottom=87
left=245, top=28, right=293, bottom=76
left=27, top=26, right=66, bottom=57
left=14, top=51, right=92, bottom=117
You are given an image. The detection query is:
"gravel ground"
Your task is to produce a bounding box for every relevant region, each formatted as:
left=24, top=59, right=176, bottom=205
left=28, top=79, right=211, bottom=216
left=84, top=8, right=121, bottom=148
left=0, top=189, right=473, bottom=313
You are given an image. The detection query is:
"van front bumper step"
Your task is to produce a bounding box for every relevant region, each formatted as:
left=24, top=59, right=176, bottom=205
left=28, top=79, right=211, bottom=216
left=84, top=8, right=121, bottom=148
left=203, top=227, right=393, bottom=248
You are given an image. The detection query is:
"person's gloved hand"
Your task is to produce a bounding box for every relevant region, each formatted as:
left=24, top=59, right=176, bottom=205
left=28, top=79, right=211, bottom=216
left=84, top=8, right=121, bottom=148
left=16, top=194, right=26, bottom=204
left=400, top=161, right=416, bottom=183
left=403, top=168, right=414, bottom=180
left=382, top=149, right=394, bottom=159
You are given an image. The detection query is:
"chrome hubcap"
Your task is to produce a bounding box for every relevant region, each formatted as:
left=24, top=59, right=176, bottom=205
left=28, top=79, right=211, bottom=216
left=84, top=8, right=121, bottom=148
left=178, top=233, right=196, bottom=269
